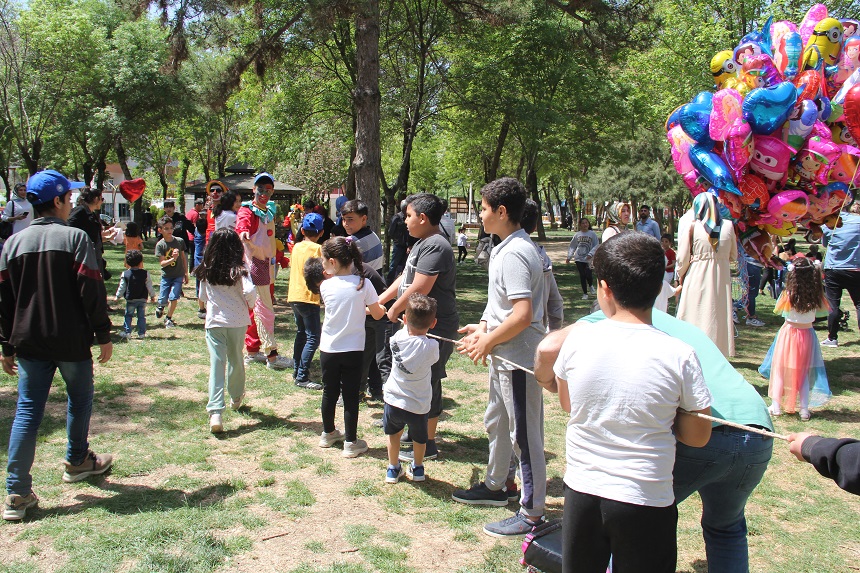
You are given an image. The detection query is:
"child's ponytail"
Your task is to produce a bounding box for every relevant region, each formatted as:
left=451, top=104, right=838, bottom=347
left=349, top=239, right=366, bottom=291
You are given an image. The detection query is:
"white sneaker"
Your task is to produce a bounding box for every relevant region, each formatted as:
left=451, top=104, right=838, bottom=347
left=820, top=338, right=838, bottom=348
left=118, top=331, right=130, bottom=339
left=342, top=439, right=369, bottom=458
left=244, top=352, right=267, bottom=365
left=745, top=317, right=765, bottom=327
left=266, top=355, right=293, bottom=370
left=589, top=286, right=596, bottom=295
left=768, top=403, right=782, bottom=417
left=230, top=393, right=244, bottom=410
left=581, top=294, right=589, bottom=300
left=319, top=429, right=344, bottom=448
left=137, top=333, right=146, bottom=340
left=209, top=412, right=223, bottom=433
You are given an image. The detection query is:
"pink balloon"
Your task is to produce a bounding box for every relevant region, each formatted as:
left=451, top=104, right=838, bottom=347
left=829, top=144, right=860, bottom=185
left=750, top=135, right=794, bottom=191
left=799, top=4, right=828, bottom=48
left=710, top=89, right=744, bottom=141
left=667, top=126, right=696, bottom=176
left=767, top=189, right=809, bottom=222
left=725, top=119, right=753, bottom=174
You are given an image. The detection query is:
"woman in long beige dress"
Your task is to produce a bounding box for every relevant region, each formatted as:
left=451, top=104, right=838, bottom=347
left=676, top=193, right=737, bottom=357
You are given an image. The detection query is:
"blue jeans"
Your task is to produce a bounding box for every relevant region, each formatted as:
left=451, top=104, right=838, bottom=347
left=290, top=302, right=321, bottom=382
left=745, top=264, right=762, bottom=317
left=158, top=276, right=183, bottom=305
left=123, top=300, right=147, bottom=335
left=6, top=358, right=94, bottom=495
left=194, top=230, right=205, bottom=297
left=673, top=425, right=773, bottom=573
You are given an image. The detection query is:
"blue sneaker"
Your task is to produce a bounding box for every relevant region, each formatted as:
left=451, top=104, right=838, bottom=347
left=385, top=464, right=404, bottom=484
left=407, top=463, right=425, bottom=482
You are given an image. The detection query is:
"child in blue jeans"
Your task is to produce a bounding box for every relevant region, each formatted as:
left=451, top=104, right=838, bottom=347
left=154, top=216, right=188, bottom=328
left=113, top=249, right=155, bottom=339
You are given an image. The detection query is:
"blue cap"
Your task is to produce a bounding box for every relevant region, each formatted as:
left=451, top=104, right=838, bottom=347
left=302, top=212, right=324, bottom=232
left=253, top=172, right=274, bottom=188
left=26, top=170, right=85, bottom=205
left=335, top=195, right=348, bottom=212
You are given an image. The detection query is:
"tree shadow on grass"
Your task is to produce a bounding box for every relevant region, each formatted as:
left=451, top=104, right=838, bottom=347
left=35, top=480, right=241, bottom=519
left=678, top=559, right=709, bottom=573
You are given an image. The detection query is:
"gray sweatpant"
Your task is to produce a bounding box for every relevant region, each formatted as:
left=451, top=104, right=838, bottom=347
left=484, top=365, right=546, bottom=518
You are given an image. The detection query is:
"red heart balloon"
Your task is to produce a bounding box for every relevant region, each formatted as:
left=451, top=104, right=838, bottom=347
left=119, top=178, right=146, bottom=203
left=842, top=83, right=860, bottom=146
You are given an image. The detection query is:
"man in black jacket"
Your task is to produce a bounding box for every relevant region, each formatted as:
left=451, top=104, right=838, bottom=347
left=0, top=170, right=114, bottom=521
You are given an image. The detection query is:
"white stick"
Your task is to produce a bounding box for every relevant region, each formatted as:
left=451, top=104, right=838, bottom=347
left=397, top=319, right=536, bottom=375
left=680, top=410, right=789, bottom=441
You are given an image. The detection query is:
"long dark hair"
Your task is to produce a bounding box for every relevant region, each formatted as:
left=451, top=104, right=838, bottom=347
left=213, top=190, right=239, bottom=218
left=195, top=228, right=247, bottom=286
left=321, top=236, right=365, bottom=290
left=785, top=257, right=824, bottom=313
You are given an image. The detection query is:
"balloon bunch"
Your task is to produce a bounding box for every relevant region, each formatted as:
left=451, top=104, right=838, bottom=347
left=667, top=4, right=858, bottom=266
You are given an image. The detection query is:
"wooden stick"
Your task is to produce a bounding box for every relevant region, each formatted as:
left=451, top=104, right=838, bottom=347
left=397, top=319, right=536, bottom=375
left=680, top=410, right=790, bottom=441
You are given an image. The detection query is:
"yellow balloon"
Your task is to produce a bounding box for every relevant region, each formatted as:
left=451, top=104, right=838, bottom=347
left=802, top=17, right=843, bottom=69
left=710, top=50, right=738, bottom=88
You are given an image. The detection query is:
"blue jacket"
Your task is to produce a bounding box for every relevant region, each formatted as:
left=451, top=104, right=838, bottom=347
left=822, top=212, right=860, bottom=270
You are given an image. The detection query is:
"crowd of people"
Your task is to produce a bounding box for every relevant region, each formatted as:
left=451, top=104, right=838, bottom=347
left=0, top=170, right=857, bottom=573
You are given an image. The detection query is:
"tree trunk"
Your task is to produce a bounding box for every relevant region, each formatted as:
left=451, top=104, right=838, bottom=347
left=485, top=118, right=509, bottom=183
left=114, top=138, right=140, bottom=224
left=543, top=186, right=555, bottom=229
left=352, top=0, right=381, bottom=233
left=526, top=158, right=546, bottom=241
left=178, top=157, right=190, bottom=211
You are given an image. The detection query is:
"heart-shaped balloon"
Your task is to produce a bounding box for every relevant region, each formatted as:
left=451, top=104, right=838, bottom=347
left=680, top=101, right=714, bottom=143
left=710, top=89, right=744, bottom=141
left=739, top=173, right=770, bottom=208
left=842, top=82, right=860, bottom=145
left=725, top=119, right=753, bottom=174
left=743, top=82, right=799, bottom=134
left=119, top=178, right=146, bottom=203
left=794, top=70, right=822, bottom=102
left=690, top=144, right=742, bottom=195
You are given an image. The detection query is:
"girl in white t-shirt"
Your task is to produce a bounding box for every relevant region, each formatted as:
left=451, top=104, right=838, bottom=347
left=196, top=229, right=258, bottom=434
left=457, top=227, right=468, bottom=263
left=759, top=256, right=831, bottom=420
left=317, top=237, right=387, bottom=458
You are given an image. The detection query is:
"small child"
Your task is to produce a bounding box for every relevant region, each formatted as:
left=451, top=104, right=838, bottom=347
left=383, top=293, right=440, bottom=484
left=457, top=226, right=468, bottom=263
left=124, top=221, right=143, bottom=254
left=288, top=212, right=324, bottom=390
left=196, top=228, right=258, bottom=433
left=552, top=232, right=712, bottom=572
left=759, top=257, right=831, bottom=421
left=154, top=216, right=189, bottom=328
left=114, top=249, right=156, bottom=339
left=566, top=218, right=599, bottom=299
left=661, top=233, right=676, bottom=285
left=316, top=237, right=386, bottom=458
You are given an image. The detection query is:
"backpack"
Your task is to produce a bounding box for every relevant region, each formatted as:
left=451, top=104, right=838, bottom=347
left=521, top=518, right=563, bottom=573
left=125, top=269, right=149, bottom=300
left=0, top=201, right=15, bottom=240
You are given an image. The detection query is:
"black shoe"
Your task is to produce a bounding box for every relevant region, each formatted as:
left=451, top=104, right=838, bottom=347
left=398, top=439, right=438, bottom=462
left=451, top=482, right=508, bottom=507
left=295, top=380, right=323, bottom=390
left=155, top=306, right=164, bottom=319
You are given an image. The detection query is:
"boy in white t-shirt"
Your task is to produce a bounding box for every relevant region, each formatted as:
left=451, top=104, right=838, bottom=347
left=550, top=232, right=712, bottom=573
left=383, top=293, right=440, bottom=484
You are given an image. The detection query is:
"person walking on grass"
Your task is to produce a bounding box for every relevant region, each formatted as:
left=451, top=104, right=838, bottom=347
left=0, top=170, right=114, bottom=522
left=566, top=217, right=599, bottom=300
left=154, top=216, right=188, bottom=329
left=454, top=177, right=548, bottom=537
left=237, top=173, right=292, bottom=370
left=383, top=294, right=439, bottom=484
left=315, top=237, right=387, bottom=458
left=114, top=249, right=156, bottom=339
left=197, top=229, right=258, bottom=433
left=288, top=212, right=324, bottom=390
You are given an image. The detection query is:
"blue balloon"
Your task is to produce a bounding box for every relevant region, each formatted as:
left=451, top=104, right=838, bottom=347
left=692, top=91, right=714, bottom=106
left=679, top=101, right=713, bottom=144
left=690, top=144, right=742, bottom=195
left=742, top=82, right=798, bottom=135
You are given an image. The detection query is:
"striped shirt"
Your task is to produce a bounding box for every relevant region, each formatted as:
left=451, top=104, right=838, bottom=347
left=352, top=226, right=384, bottom=273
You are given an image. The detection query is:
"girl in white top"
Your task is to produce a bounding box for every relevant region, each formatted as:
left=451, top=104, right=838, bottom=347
left=759, top=257, right=831, bottom=420
left=196, top=228, right=258, bottom=433
left=456, top=227, right=468, bottom=263
left=213, top=190, right=241, bottom=231
left=317, top=237, right=387, bottom=458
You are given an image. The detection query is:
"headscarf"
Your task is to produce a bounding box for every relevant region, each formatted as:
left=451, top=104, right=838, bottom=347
left=605, top=201, right=630, bottom=227
left=693, top=192, right=722, bottom=250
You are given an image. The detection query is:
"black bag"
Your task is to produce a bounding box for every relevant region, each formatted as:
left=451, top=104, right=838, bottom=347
left=521, top=518, right=563, bottom=573
left=0, top=201, right=15, bottom=240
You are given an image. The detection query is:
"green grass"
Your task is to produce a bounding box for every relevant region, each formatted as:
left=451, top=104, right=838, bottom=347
left=0, top=238, right=857, bottom=572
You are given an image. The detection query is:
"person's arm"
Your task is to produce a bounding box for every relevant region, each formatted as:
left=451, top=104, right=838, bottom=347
left=115, top=274, right=128, bottom=301
left=0, top=251, right=17, bottom=375
left=146, top=272, right=156, bottom=302
left=534, top=324, right=576, bottom=393
left=1, top=202, right=12, bottom=222
left=790, top=433, right=860, bottom=495
left=460, top=297, right=532, bottom=365
left=674, top=407, right=712, bottom=447
left=73, top=234, right=112, bottom=364
left=556, top=375, right=571, bottom=412
left=386, top=272, right=437, bottom=322
left=546, top=273, right=564, bottom=331
left=566, top=237, right=576, bottom=263
left=180, top=248, right=189, bottom=284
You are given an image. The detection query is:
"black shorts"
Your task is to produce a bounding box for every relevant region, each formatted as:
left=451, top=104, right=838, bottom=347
left=383, top=403, right=429, bottom=444
left=429, top=339, right=454, bottom=418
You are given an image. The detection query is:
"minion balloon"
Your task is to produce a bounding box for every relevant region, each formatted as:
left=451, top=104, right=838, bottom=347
left=711, top=50, right=739, bottom=88
left=802, top=17, right=844, bottom=70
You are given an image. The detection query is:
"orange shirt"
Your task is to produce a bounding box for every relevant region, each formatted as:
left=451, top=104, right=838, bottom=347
left=124, top=236, right=143, bottom=252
